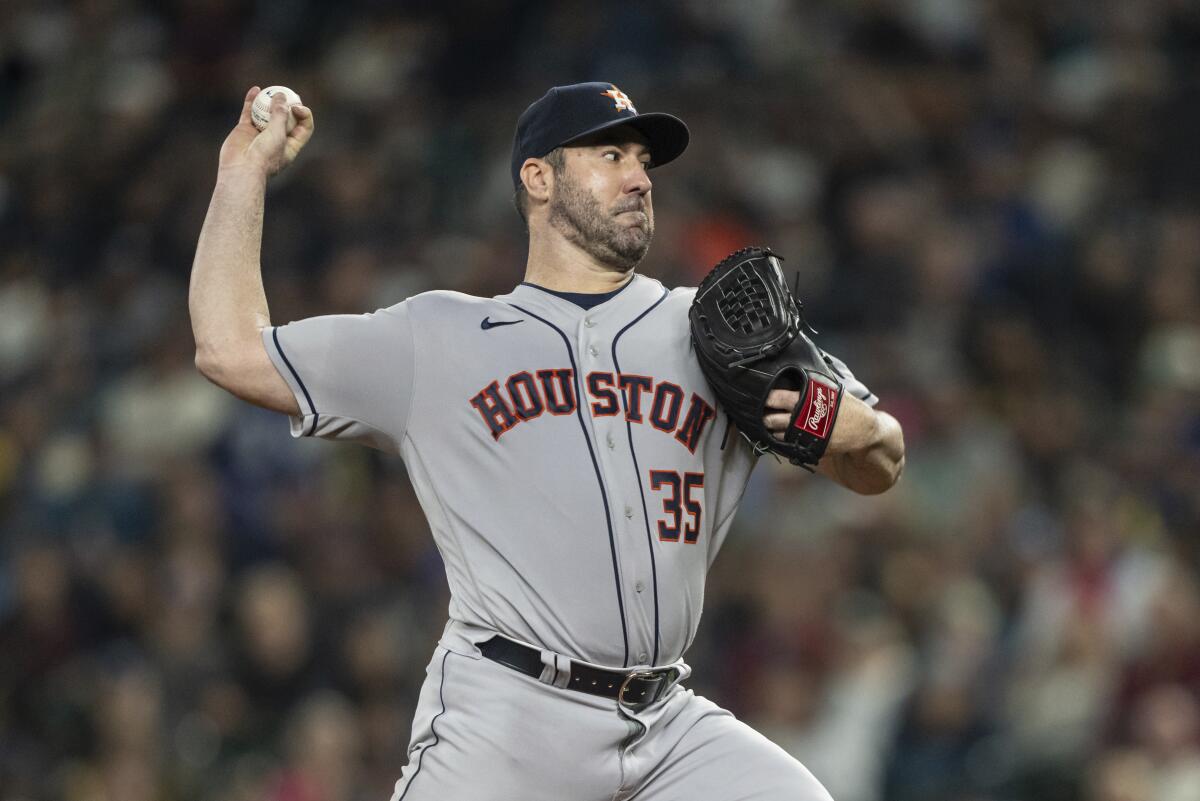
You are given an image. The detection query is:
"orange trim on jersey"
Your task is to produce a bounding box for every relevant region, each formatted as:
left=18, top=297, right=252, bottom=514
left=505, top=371, right=545, bottom=422
left=618, top=374, right=654, bottom=423
left=469, top=380, right=518, bottom=440
left=537, top=368, right=577, bottom=415
left=674, top=393, right=717, bottom=453
left=682, top=472, right=704, bottom=544
left=649, top=381, right=684, bottom=433
left=586, top=371, right=621, bottom=417
left=648, top=469, right=681, bottom=542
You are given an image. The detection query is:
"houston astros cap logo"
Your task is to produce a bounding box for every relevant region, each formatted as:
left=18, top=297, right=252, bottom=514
left=601, top=85, right=637, bottom=114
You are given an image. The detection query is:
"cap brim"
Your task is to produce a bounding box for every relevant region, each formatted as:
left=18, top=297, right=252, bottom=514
left=559, top=112, right=690, bottom=169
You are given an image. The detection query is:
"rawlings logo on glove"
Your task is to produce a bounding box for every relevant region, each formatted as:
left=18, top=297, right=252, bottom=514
left=688, top=247, right=844, bottom=468
left=796, top=375, right=839, bottom=438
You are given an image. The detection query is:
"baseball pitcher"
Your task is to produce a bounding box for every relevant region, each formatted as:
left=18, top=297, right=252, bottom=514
left=190, top=82, right=905, bottom=800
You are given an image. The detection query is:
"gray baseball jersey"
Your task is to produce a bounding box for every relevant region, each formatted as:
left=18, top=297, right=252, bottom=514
left=262, top=273, right=875, bottom=670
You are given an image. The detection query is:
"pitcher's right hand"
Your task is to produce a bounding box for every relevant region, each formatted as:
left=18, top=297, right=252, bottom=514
left=218, top=86, right=314, bottom=178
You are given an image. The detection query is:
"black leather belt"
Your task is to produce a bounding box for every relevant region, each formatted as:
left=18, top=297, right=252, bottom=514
left=478, top=635, right=679, bottom=710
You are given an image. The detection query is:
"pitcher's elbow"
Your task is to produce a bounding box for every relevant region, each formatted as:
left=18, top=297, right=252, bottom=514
left=858, top=452, right=905, bottom=495
left=881, top=453, right=905, bottom=491
left=194, top=345, right=231, bottom=387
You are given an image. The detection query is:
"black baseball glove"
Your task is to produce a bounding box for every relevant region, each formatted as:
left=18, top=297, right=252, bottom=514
left=688, top=246, right=844, bottom=468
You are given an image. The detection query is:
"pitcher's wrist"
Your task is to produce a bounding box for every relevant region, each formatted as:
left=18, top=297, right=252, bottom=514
left=216, top=161, right=269, bottom=185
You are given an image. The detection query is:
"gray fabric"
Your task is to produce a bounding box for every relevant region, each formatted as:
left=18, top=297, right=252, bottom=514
left=391, top=643, right=834, bottom=801
left=263, top=303, right=416, bottom=452
left=264, top=274, right=876, bottom=669
left=824, top=350, right=878, bottom=407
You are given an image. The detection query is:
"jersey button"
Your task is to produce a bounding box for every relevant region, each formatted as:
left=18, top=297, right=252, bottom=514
left=624, top=505, right=633, bottom=519
left=588, top=345, right=599, bottom=357
left=606, top=434, right=615, bottom=450
left=584, top=318, right=596, bottom=328
left=635, top=581, right=645, bottom=593
left=638, top=652, right=649, bottom=663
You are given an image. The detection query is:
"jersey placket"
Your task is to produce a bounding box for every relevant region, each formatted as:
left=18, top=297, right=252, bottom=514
left=578, top=309, right=656, bottom=667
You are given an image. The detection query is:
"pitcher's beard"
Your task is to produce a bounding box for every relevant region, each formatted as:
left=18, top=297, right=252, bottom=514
left=548, top=176, right=653, bottom=271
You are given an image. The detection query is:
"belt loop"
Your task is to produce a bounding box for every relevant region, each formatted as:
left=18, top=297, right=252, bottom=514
left=538, top=650, right=572, bottom=689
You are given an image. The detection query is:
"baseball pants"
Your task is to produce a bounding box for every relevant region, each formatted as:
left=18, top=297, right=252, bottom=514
left=390, top=643, right=835, bottom=801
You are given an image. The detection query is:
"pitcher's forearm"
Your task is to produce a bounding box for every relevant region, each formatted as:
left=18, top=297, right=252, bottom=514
left=187, top=88, right=311, bottom=414
left=819, top=397, right=905, bottom=494
left=190, top=165, right=271, bottom=363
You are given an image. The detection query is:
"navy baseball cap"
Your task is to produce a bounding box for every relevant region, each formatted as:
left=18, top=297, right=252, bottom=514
left=511, top=82, right=690, bottom=188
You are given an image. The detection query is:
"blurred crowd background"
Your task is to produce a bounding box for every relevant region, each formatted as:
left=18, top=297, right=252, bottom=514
left=2, top=1, right=1200, bottom=800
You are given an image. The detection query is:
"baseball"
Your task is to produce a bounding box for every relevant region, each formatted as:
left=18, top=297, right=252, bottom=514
left=251, top=85, right=302, bottom=133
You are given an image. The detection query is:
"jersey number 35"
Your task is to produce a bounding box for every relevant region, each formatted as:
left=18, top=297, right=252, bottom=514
left=648, top=470, right=704, bottom=544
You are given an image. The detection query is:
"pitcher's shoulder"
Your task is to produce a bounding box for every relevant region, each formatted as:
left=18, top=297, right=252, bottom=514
left=403, top=289, right=513, bottom=321
left=661, top=284, right=699, bottom=314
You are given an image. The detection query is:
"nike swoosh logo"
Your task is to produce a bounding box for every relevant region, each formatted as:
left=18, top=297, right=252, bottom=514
left=481, top=317, right=524, bottom=330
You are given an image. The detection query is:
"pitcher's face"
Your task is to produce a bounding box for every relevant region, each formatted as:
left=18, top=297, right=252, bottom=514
left=549, top=132, right=654, bottom=271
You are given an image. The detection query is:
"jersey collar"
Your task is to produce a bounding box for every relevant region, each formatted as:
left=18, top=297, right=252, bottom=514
left=501, top=273, right=665, bottom=321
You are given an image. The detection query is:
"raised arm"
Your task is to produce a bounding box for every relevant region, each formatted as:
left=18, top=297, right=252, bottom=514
left=189, top=87, right=314, bottom=413
left=765, top=389, right=905, bottom=495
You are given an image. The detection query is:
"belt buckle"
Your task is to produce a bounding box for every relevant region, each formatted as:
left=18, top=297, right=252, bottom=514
left=618, top=669, right=671, bottom=710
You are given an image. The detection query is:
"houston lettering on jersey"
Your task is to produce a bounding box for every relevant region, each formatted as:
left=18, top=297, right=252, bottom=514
left=469, top=369, right=716, bottom=452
